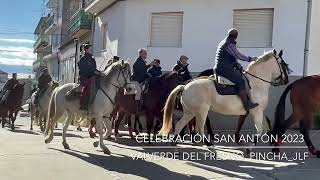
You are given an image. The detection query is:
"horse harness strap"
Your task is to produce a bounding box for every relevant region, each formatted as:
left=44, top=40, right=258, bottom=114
left=244, top=57, right=284, bottom=87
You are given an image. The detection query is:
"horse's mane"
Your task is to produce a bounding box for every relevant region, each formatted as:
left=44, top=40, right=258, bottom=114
left=252, top=50, right=275, bottom=65
left=101, top=60, right=130, bottom=84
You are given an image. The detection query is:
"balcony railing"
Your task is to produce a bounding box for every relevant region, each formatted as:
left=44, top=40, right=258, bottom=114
left=45, top=15, right=55, bottom=29
left=68, top=10, right=93, bottom=37
left=33, top=34, right=49, bottom=50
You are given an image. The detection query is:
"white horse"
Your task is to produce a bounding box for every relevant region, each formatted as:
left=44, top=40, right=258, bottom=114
left=160, top=50, right=290, bottom=145
left=30, top=82, right=59, bottom=131
left=44, top=60, right=132, bottom=154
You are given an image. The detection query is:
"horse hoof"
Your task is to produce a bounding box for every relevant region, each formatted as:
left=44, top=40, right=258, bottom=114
left=104, top=135, right=112, bottom=140
left=245, top=148, right=251, bottom=154
left=93, top=141, right=99, bottom=148
left=272, top=148, right=280, bottom=154
left=62, top=142, right=70, bottom=150
left=89, top=132, right=96, bottom=138
left=130, top=135, right=135, bottom=140
left=30, top=127, right=33, bottom=131
left=205, top=141, right=213, bottom=147
left=103, top=149, right=111, bottom=155
left=77, top=127, right=82, bottom=131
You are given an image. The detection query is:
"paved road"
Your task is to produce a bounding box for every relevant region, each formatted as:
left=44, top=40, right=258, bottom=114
left=0, top=115, right=320, bottom=180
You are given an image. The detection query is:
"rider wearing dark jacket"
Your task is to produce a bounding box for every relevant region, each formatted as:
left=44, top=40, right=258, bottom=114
left=77, top=44, right=100, bottom=110
left=0, top=73, right=19, bottom=104
left=147, top=59, right=162, bottom=78
left=173, top=55, right=192, bottom=82
left=214, top=28, right=258, bottom=111
left=34, top=69, right=52, bottom=105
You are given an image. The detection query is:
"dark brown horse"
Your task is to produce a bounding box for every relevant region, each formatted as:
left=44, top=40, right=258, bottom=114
left=272, top=75, right=320, bottom=157
left=0, top=83, right=25, bottom=130
left=113, top=72, right=183, bottom=142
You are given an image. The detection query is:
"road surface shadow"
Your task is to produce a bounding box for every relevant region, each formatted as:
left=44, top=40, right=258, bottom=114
left=12, top=129, right=41, bottom=135
left=51, top=148, right=207, bottom=180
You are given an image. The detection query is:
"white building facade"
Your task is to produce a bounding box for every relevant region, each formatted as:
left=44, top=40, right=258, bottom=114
left=86, top=0, right=319, bottom=77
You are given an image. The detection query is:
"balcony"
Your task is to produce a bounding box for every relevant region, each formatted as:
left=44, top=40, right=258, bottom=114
left=85, top=0, right=117, bottom=14
left=33, top=35, right=49, bottom=51
left=44, top=15, right=56, bottom=34
left=68, top=10, right=93, bottom=38
left=34, top=45, right=52, bottom=55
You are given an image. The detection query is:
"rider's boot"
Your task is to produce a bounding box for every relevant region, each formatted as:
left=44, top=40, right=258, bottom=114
left=239, top=90, right=259, bottom=111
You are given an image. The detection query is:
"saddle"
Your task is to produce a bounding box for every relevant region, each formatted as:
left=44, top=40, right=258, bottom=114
left=65, top=84, right=81, bottom=101
left=209, top=74, right=239, bottom=95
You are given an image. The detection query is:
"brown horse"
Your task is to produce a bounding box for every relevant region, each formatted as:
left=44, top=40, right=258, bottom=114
left=272, top=75, right=320, bottom=157
left=113, top=72, right=183, bottom=142
left=0, top=83, right=25, bottom=130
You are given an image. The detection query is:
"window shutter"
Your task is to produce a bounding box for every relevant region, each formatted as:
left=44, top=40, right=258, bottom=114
left=150, top=12, right=183, bottom=47
left=234, top=9, right=274, bottom=47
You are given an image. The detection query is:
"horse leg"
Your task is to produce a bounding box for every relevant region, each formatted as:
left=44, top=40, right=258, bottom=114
left=11, top=111, right=18, bottom=131
left=62, top=113, right=74, bottom=150
left=127, top=114, right=134, bottom=139
left=235, top=115, right=247, bottom=144
left=114, top=111, right=124, bottom=142
left=45, top=109, right=63, bottom=144
left=30, top=108, right=34, bottom=130
left=195, top=108, right=212, bottom=146
left=94, top=115, right=110, bottom=154
left=146, top=112, right=154, bottom=144
left=103, top=117, right=113, bottom=140
left=299, top=117, right=320, bottom=158
left=153, top=119, right=161, bottom=141
left=39, top=113, right=44, bottom=132
left=137, top=116, right=143, bottom=133
left=172, top=112, right=195, bottom=145
left=133, top=115, right=139, bottom=136
left=205, top=116, right=214, bottom=137
left=89, top=118, right=97, bottom=138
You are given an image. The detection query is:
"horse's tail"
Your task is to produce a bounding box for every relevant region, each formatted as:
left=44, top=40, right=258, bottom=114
left=44, top=90, right=56, bottom=136
left=159, top=85, right=185, bottom=136
left=273, top=83, right=294, bottom=134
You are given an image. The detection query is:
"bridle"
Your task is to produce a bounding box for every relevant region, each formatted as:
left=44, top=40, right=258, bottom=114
left=244, top=56, right=290, bottom=86
left=98, top=64, right=130, bottom=106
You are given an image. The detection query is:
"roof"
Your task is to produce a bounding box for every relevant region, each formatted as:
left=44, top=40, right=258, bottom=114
left=0, top=70, right=8, bottom=74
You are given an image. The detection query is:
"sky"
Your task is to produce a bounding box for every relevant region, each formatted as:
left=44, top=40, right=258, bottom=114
left=0, top=0, right=45, bottom=75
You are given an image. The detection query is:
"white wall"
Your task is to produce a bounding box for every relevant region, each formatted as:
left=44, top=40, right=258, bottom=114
left=307, top=0, right=320, bottom=75
left=93, top=1, right=126, bottom=70
left=97, top=0, right=307, bottom=75
left=60, top=42, right=76, bottom=84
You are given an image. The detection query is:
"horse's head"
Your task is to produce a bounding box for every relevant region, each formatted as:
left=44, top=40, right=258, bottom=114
left=162, top=72, right=184, bottom=91
left=271, top=49, right=291, bottom=86
left=250, top=49, right=291, bottom=86
left=102, top=60, right=132, bottom=91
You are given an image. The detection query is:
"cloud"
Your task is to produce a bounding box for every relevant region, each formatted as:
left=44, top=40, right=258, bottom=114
left=0, top=46, right=35, bottom=66
left=0, top=57, right=34, bottom=66
left=0, top=38, right=35, bottom=44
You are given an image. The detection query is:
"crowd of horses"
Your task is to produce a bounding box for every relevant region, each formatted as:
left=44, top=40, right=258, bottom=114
left=2, top=50, right=320, bottom=158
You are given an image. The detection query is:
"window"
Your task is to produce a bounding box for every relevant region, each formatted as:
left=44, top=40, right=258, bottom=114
left=150, top=12, right=183, bottom=47
left=233, top=9, right=274, bottom=47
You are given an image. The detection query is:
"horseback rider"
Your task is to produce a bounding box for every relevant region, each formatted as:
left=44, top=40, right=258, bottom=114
left=132, top=48, right=154, bottom=113
left=214, top=28, right=258, bottom=111
left=34, top=68, right=52, bottom=106
left=147, top=59, right=162, bottom=78
left=173, top=55, right=192, bottom=82
left=0, top=73, right=19, bottom=105
left=78, top=44, right=100, bottom=111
